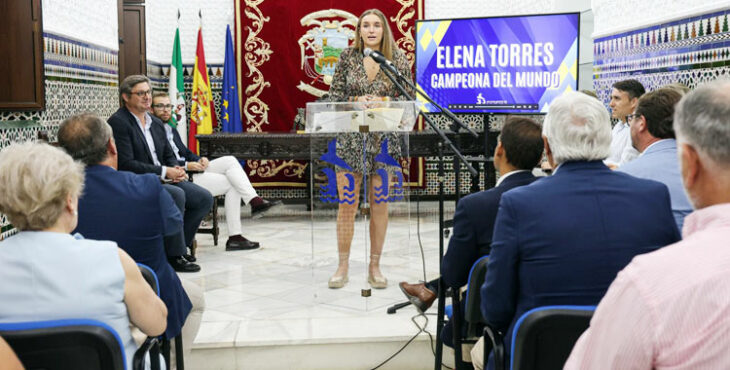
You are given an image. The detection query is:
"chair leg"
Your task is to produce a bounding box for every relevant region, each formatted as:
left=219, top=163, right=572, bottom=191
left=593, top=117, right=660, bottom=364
left=161, top=339, right=171, bottom=370
left=212, top=198, right=219, bottom=246
left=451, top=288, right=466, bottom=369
left=174, top=333, right=184, bottom=370
left=150, top=341, right=162, bottom=370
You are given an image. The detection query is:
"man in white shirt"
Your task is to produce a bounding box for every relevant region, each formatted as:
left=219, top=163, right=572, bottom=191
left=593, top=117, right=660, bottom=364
left=605, top=79, right=645, bottom=167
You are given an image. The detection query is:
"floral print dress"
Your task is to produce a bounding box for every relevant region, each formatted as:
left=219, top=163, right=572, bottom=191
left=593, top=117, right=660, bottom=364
left=327, top=47, right=414, bottom=174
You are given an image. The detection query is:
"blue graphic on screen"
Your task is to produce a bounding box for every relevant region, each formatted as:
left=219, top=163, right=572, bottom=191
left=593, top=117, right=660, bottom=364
left=416, top=13, right=579, bottom=113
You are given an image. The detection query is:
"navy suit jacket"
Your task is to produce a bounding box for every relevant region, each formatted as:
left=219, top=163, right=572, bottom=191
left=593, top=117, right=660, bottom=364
left=108, top=107, right=179, bottom=175
left=442, top=171, right=537, bottom=289
left=480, top=161, right=681, bottom=369
left=74, top=165, right=192, bottom=339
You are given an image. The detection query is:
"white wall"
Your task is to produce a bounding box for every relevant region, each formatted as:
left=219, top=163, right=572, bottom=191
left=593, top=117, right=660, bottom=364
left=425, top=0, right=594, bottom=90
left=146, top=0, right=234, bottom=64
left=42, top=0, right=118, bottom=49
left=592, top=0, right=730, bottom=37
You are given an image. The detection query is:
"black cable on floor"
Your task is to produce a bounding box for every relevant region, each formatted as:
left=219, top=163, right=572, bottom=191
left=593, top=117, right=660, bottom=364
left=369, top=314, right=453, bottom=370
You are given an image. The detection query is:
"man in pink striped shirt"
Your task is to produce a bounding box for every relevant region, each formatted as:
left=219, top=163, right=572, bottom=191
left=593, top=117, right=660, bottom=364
left=565, top=79, right=730, bottom=369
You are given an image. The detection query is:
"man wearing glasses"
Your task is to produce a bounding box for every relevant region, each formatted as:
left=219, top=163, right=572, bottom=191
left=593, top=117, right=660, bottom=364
left=151, top=92, right=281, bottom=251
left=108, top=75, right=213, bottom=272
left=618, top=88, right=693, bottom=232
left=606, top=79, right=645, bottom=167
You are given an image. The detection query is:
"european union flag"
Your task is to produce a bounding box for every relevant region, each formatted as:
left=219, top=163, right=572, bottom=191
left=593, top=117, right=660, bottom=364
left=222, top=25, right=242, bottom=133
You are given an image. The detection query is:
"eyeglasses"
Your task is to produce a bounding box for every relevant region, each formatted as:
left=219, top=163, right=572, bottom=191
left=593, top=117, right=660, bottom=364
left=626, top=113, right=641, bottom=121
left=130, top=90, right=151, bottom=97
left=152, top=104, right=173, bottom=110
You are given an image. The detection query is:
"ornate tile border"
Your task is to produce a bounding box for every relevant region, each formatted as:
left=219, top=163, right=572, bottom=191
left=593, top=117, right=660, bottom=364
left=593, top=9, right=730, bottom=104
left=1, top=32, right=120, bottom=237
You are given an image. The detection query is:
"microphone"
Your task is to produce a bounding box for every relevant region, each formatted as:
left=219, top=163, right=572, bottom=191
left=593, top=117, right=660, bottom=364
left=363, top=48, right=399, bottom=75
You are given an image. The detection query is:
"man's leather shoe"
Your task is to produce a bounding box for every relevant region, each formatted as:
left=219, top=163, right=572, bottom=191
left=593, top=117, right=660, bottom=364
left=250, top=198, right=282, bottom=219
left=183, top=253, right=197, bottom=262
left=168, top=256, right=201, bottom=273
left=399, top=282, right=436, bottom=313
left=226, top=235, right=260, bottom=251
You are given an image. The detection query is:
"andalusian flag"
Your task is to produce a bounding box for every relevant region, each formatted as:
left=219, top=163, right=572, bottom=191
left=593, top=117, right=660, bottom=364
left=188, top=26, right=217, bottom=154
left=221, top=25, right=242, bottom=133
left=168, top=26, right=187, bottom=140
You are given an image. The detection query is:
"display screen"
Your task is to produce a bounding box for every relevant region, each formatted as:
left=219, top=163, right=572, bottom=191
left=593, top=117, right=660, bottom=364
left=415, top=13, right=579, bottom=114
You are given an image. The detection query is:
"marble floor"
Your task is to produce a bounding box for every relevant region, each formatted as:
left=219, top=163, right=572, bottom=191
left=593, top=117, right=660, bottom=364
left=180, top=201, right=458, bottom=370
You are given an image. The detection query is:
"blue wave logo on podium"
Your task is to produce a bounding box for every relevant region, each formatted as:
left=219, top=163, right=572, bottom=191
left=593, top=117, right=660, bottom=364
left=318, top=138, right=404, bottom=204
left=318, top=139, right=356, bottom=204
left=374, top=139, right=404, bottom=204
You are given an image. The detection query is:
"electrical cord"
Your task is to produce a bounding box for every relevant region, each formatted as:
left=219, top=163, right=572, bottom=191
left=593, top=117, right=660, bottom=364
left=370, top=313, right=453, bottom=370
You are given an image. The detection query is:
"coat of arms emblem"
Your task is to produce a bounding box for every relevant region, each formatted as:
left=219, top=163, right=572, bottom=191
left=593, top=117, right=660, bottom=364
left=297, top=10, right=358, bottom=97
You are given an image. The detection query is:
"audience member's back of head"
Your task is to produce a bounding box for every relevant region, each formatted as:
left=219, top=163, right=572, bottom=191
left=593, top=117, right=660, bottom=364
left=58, top=113, right=113, bottom=166
left=500, top=116, right=544, bottom=170
left=543, top=91, right=612, bottom=165
left=636, top=88, right=682, bottom=139
left=663, top=82, right=691, bottom=96
left=674, top=79, right=730, bottom=169
left=612, top=79, right=646, bottom=99
left=0, top=142, right=84, bottom=231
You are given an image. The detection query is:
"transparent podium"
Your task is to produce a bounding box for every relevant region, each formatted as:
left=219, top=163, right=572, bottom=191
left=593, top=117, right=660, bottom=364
left=306, top=101, right=420, bottom=311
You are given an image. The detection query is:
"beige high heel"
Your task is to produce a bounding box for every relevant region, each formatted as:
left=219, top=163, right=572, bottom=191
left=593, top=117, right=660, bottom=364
left=328, top=253, right=349, bottom=289
left=368, top=254, right=388, bottom=289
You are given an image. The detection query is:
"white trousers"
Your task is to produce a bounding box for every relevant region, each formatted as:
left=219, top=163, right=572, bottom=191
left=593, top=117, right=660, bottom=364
left=191, top=156, right=258, bottom=236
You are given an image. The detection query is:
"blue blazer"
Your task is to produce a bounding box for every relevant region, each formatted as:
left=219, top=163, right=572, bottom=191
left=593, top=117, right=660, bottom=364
left=481, top=161, right=681, bottom=369
left=167, top=124, right=200, bottom=164
left=618, top=139, right=693, bottom=232
left=108, top=107, right=179, bottom=175
left=441, top=171, right=537, bottom=289
left=74, top=165, right=192, bottom=339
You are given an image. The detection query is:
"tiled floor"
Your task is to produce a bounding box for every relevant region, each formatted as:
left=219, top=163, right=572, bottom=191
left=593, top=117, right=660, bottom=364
left=180, top=201, right=458, bottom=369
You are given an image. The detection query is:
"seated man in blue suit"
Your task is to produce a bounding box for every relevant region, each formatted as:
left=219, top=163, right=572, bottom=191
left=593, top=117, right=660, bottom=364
left=399, top=116, right=544, bottom=346
left=108, top=75, right=213, bottom=272
left=58, top=113, right=203, bottom=365
left=618, top=88, right=692, bottom=232
left=473, top=91, right=681, bottom=370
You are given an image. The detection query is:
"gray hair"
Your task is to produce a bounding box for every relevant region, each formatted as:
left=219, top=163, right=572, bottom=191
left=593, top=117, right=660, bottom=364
left=543, top=91, right=612, bottom=165
left=58, top=113, right=113, bottom=166
left=0, top=142, right=85, bottom=231
left=119, top=74, right=150, bottom=98
left=674, top=79, right=730, bottom=166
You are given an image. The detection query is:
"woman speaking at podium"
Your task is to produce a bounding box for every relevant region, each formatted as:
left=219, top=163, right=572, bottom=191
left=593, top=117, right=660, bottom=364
left=326, top=8, right=413, bottom=289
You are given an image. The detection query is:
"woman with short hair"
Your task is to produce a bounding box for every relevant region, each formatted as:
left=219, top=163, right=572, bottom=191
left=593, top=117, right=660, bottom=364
left=0, top=142, right=167, bottom=370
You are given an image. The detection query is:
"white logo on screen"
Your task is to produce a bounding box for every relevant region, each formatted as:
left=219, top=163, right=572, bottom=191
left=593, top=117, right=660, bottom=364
left=476, top=93, right=486, bottom=104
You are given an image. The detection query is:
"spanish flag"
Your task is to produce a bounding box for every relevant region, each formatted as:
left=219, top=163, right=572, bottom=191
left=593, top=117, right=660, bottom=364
left=188, top=26, right=217, bottom=154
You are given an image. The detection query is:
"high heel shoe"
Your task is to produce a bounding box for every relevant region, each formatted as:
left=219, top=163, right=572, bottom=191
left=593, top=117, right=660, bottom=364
left=328, top=274, right=349, bottom=289
left=368, top=273, right=388, bottom=289
left=368, top=254, right=387, bottom=289
left=329, top=252, right=349, bottom=289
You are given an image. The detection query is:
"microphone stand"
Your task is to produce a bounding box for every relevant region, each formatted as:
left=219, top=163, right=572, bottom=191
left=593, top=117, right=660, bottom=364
left=377, top=63, right=477, bottom=370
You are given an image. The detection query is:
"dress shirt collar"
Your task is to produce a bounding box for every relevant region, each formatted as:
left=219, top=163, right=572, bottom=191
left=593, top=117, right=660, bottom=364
left=131, top=111, right=152, bottom=129
left=641, top=138, right=675, bottom=156
left=682, top=203, right=730, bottom=237
left=495, top=169, right=530, bottom=187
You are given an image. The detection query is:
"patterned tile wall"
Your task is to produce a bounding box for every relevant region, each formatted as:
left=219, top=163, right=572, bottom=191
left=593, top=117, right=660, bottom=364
left=593, top=9, right=730, bottom=105
left=0, top=31, right=119, bottom=239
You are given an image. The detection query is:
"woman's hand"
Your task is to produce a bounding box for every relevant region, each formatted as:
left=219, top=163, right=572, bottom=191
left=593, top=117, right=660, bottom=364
left=355, top=95, right=388, bottom=108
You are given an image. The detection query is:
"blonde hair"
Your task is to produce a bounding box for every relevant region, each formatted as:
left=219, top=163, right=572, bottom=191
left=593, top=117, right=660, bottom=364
left=353, top=9, right=397, bottom=60
left=0, top=142, right=85, bottom=230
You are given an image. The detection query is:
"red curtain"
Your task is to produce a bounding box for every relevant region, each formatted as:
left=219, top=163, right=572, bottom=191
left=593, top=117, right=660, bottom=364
left=235, top=0, right=424, bottom=188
